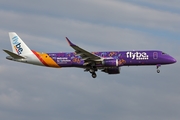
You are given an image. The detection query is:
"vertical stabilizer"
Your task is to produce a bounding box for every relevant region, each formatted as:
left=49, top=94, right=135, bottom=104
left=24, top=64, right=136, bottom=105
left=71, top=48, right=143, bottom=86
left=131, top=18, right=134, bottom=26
left=9, top=32, right=33, bottom=55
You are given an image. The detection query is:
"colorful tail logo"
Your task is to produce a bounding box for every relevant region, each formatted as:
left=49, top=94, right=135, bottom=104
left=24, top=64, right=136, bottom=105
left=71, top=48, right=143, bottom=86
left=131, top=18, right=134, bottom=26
left=12, top=36, right=23, bottom=55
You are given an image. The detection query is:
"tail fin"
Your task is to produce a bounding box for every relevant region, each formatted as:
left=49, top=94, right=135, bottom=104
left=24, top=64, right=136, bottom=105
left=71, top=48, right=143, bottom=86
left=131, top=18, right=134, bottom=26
left=9, top=32, right=33, bottom=55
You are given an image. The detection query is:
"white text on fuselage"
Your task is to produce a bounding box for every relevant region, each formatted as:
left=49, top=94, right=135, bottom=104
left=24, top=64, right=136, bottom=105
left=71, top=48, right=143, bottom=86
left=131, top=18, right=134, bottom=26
left=57, top=57, right=71, bottom=63
left=126, top=52, right=149, bottom=60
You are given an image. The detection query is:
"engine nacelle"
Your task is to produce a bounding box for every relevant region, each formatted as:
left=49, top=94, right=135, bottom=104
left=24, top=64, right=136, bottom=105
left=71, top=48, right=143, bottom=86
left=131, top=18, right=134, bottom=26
left=102, top=59, right=118, bottom=67
left=102, top=67, right=120, bottom=74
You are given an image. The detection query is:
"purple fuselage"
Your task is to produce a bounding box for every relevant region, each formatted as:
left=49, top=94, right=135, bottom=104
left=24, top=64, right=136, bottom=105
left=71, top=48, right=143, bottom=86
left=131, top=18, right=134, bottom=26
left=47, top=50, right=176, bottom=68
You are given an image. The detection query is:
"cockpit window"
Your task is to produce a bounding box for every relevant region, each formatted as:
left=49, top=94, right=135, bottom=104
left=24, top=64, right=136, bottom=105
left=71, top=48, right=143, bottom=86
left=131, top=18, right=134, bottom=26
left=162, top=52, right=166, bottom=55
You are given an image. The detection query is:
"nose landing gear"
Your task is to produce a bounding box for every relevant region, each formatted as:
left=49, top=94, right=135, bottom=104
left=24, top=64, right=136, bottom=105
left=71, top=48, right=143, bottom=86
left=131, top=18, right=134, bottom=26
left=157, top=69, right=160, bottom=73
left=156, top=64, right=161, bottom=73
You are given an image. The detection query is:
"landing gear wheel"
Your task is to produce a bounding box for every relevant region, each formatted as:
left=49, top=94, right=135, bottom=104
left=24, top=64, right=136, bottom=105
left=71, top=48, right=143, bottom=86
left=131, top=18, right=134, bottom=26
left=156, top=64, right=161, bottom=74
left=92, top=73, right=97, bottom=78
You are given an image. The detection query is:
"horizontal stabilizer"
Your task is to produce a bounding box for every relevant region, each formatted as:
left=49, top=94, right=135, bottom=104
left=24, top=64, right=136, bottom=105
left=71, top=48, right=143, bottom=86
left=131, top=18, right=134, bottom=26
left=3, top=49, right=25, bottom=59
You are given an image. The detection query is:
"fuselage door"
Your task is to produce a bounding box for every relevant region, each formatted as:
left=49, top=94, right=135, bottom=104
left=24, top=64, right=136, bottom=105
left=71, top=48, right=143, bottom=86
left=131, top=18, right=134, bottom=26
left=153, top=52, right=158, bottom=59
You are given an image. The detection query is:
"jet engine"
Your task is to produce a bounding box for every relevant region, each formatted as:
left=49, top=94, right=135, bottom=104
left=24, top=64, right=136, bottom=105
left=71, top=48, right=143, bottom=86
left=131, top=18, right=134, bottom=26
left=102, top=59, right=118, bottom=67
left=102, top=67, right=120, bottom=74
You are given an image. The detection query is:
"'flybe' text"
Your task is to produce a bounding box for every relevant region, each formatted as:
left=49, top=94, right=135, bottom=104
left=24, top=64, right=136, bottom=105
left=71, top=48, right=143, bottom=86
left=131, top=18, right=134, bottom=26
left=126, top=52, right=149, bottom=60
left=12, top=36, right=23, bottom=55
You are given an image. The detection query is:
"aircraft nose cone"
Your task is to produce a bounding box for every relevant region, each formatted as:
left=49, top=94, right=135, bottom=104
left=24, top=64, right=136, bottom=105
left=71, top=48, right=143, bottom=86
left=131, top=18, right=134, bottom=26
left=169, top=57, right=177, bottom=64
left=172, top=58, right=177, bottom=63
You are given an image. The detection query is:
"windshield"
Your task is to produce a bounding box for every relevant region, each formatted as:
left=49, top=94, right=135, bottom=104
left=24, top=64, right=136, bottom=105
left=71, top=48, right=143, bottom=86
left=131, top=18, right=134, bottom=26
left=162, top=52, right=169, bottom=55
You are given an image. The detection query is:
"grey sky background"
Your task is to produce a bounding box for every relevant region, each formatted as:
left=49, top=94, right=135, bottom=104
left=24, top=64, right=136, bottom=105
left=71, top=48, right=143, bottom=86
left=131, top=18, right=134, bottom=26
left=0, top=0, right=180, bottom=120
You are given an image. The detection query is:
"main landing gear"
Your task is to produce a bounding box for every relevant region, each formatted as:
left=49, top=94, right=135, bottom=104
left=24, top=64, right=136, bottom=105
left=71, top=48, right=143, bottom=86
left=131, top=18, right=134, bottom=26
left=84, top=66, right=98, bottom=78
left=156, top=64, right=161, bottom=73
left=89, top=67, right=97, bottom=78
left=91, top=72, right=97, bottom=78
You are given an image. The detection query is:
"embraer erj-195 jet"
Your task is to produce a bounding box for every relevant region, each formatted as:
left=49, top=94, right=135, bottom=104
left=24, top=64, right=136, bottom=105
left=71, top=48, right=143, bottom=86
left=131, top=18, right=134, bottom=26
left=3, top=32, right=176, bottom=78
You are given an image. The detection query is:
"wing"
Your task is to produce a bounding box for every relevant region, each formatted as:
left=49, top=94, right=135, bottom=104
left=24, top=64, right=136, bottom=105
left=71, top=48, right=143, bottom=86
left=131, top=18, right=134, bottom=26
left=66, top=37, right=102, bottom=65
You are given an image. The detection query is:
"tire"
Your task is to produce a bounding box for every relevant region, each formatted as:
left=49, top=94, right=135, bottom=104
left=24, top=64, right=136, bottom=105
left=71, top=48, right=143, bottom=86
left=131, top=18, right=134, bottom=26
left=92, top=73, right=97, bottom=78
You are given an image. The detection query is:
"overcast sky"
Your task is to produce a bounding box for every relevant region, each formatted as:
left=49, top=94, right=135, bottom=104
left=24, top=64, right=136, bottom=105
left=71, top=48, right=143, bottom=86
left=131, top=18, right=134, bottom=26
left=0, top=0, right=180, bottom=120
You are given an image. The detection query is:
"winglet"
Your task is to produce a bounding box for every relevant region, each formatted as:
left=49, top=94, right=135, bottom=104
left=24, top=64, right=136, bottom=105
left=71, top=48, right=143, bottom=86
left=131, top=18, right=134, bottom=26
left=66, top=37, right=76, bottom=46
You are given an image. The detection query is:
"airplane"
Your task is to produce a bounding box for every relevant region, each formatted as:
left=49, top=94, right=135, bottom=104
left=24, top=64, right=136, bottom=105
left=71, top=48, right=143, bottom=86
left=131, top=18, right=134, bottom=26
left=3, top=32, right=177, bottom=78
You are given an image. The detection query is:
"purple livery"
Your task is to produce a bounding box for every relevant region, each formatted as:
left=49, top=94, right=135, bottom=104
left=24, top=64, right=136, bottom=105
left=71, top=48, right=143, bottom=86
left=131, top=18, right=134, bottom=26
left=3, top=32, right=176, bottom=78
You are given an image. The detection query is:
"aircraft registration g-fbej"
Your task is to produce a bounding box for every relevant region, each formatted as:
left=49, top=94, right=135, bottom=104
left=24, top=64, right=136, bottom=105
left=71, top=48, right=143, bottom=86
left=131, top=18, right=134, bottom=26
left=3, top=32, right=177, bottom=78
